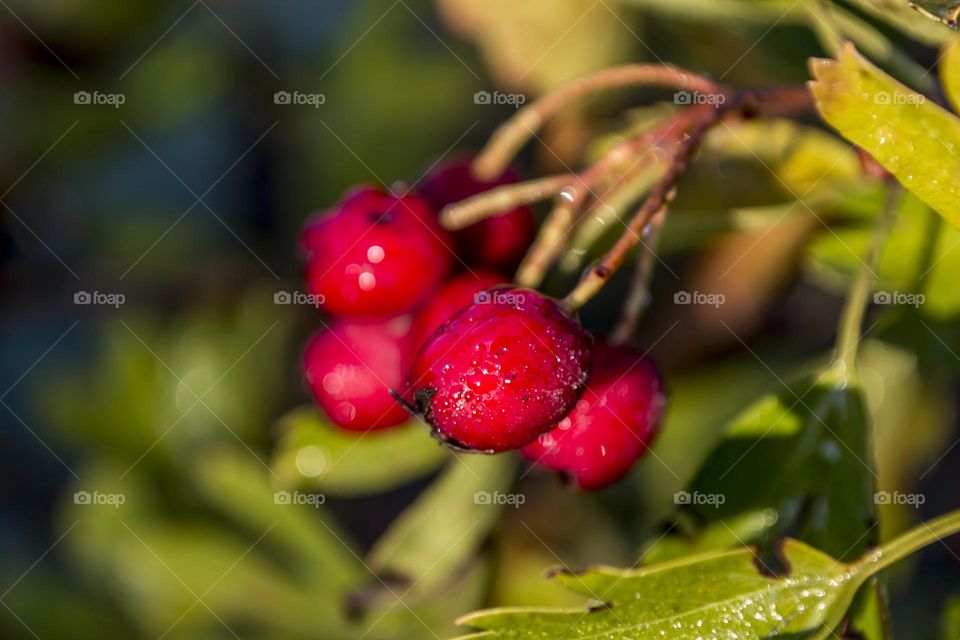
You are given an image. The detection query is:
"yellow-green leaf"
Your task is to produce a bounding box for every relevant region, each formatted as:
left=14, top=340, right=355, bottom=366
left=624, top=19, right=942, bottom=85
left=810, top=43, right=960, bottom=230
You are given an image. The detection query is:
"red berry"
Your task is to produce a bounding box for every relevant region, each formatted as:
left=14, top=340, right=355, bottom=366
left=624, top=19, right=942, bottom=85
left=303, top=317, right=413, bottom=431
left=410, top=270, right=505, bottom=349
left=521, top=344, right=667, bottom=490
left=420, top=158, right=535, bottom=271
left=301, top=187, right=453, bottom=318
left=407, top=288, right=592, bottom=452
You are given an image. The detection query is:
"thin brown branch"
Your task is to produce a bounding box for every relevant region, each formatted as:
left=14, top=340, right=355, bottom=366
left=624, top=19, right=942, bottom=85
left=609, top=205, right=667, bottom=345
left=563, top=109, right=722, bottom=311
left=439, top=174, right=568, bottom=230
left=515, top=107, right=710, bottom=288
left=472, top=64, right=727, bottom=180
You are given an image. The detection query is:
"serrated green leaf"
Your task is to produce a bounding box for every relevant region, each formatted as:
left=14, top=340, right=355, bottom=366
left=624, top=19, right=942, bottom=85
left=457, top=540, right=866, bottom=639
left=810, top=43, right=960, bottom=230
left=271, top=406, right=449, bottom=496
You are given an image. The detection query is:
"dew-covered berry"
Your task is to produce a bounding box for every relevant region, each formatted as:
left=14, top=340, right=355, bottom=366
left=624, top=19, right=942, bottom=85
left=521, top=343, right=666, bottom=489
left=301, top=186, right=453, bottom=318
left=303, top=316, right=413, bottom=431
left=410, top=270, right=505, bottom=350
left=407, top=287, right=592, bottom=452
left=420, top=158, right=534, bottom=271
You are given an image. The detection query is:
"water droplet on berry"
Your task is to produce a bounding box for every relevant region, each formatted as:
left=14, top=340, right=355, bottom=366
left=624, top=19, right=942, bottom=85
left=367, top=245, right=385, bottom=263
left=358, top=272, right=376, bottom=291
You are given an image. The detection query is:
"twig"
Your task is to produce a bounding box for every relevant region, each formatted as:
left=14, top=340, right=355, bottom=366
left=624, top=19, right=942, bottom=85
left=472, top=64, right=727, bottom=180
left=516, top=107, right=709, bottom=288
left=562, top=110, right=722, bottom=311
left=609, top=205, right=668, bottom=345
left=439, top=174, right=568, bottom=230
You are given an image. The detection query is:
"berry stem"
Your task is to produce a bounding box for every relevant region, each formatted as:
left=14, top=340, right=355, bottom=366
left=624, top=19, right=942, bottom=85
left=439, top=174, right=567, bottom=230
left=609, top=205, right=667, bottom=345
left=830, top=182, right=902, bottom=378
left=562, top=109, right=722, bottom=312
left=852, top=508, right=960, bottom=577
left=472, top=64, right=728, bottom=180
left=516, top=107, right=709, bottom=288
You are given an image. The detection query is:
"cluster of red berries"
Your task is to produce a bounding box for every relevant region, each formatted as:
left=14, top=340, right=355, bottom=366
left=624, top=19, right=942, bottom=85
left=299, top=158, right=667, bottom=489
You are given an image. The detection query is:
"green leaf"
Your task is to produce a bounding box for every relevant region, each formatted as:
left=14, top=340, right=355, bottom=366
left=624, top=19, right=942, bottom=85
left=456, top=540, right=868, bottom=639
left=810, top=43, right=960, bottom=230
left=689, top=379, right=876, bottom=561
left=453, top=511, right=960, bottom=639
left=271, top=406, right=449, bottom=496
left=640, top=509, right=779, bottom=564
left=909, top=0, right=960, bottom=27
left=840, top=0, right=959, bottom=44
left=941, top=39, right=960, bottom=112
left=368, top=454, right=516, bottom=593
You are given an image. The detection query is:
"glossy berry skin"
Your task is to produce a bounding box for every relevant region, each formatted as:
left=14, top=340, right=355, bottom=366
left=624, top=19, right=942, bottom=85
left=407, top=287, right=592, bottom=452
left=410, top=270, right=504, bottom=350
left=303, top=317, right=413, bottom=431
left=521, top=344, right=667, bottom=490
left=301, top=187, right=453, bottom=318
left=420, top=158, right=535, bottom=271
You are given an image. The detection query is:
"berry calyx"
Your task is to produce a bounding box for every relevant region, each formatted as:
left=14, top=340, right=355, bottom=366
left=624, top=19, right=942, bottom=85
left=303, top=317, right=413, bottom=431
left=420, top=158, right=535, bottom=271
left=410, top=270, right=505, bottom=350
left=301, top=187, right=453, bottom=318
left=407, top=287, right=592, bottom=452
left=521, top=343, right=667, bottom=490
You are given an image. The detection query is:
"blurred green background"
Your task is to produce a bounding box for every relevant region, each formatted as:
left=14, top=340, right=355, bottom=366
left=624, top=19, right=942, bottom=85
left=0, top=1, right=958, bottom=638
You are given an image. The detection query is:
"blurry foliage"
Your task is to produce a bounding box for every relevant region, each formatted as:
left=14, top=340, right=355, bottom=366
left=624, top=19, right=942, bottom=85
left=1, top=0, right=959, bottom=639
